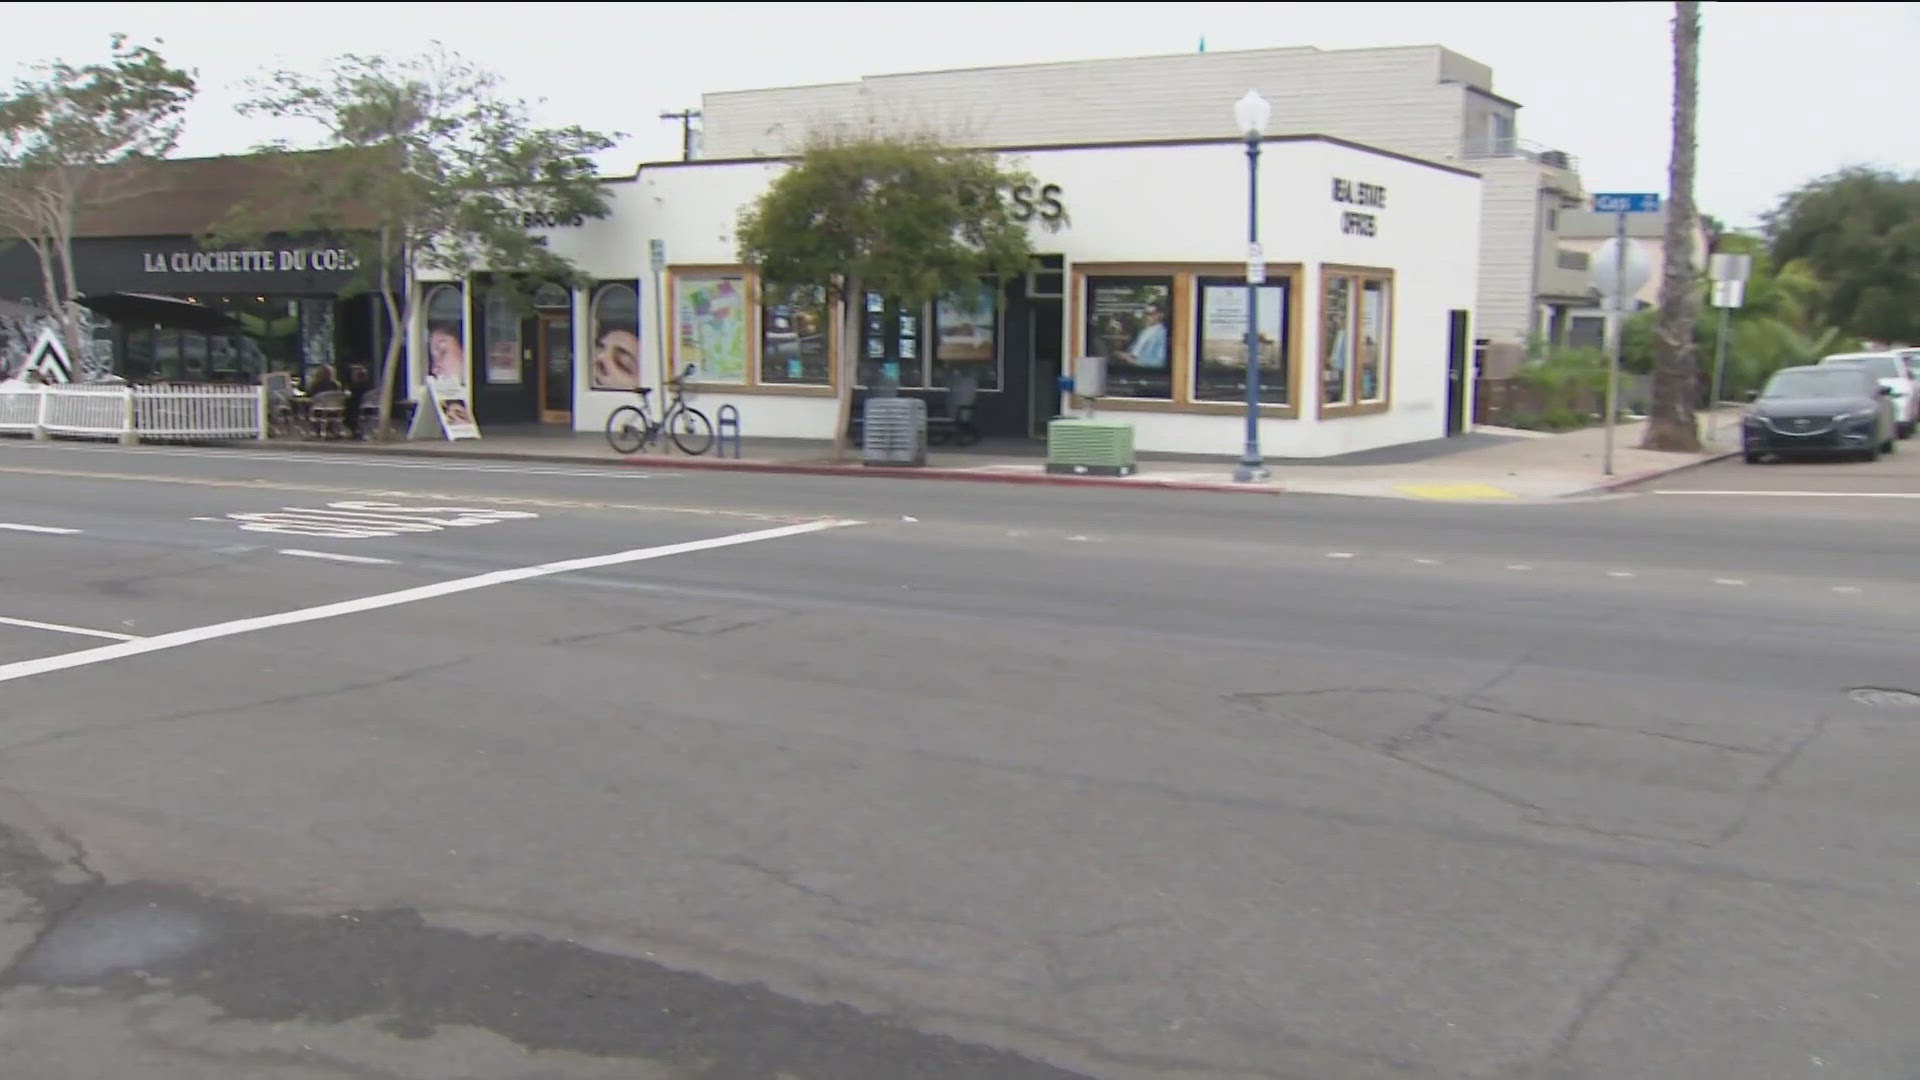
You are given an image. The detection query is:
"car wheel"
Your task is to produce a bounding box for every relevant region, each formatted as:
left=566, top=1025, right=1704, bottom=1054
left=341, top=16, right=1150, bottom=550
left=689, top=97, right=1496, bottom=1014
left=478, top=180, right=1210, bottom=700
left=1899, top=421, right=1915, bottom=440
left=1743, top=451, right=1763, bottom=464
left=1861, top=442, right=1880, bottom=462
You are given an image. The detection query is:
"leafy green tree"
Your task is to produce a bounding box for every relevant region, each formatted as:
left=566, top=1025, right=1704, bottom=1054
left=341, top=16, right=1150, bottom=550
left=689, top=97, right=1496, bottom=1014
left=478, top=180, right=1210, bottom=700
left=231, top=46, right=616, bottom=434
left=1642, top=0, right=1703, bottom=452
left=735, top=135, right=1052, bottom=459
left=1765, top=166, right=1920, bottom=343
left=0, top=35, right=196, bottom=364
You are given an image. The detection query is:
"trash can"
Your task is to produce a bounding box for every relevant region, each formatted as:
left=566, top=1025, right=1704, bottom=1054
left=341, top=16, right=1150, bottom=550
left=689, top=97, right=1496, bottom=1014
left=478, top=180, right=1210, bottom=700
left=862, top=396, right=926, bottom=466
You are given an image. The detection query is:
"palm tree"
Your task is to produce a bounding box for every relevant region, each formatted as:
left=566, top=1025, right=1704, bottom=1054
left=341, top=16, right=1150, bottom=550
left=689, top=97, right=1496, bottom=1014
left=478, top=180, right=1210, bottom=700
left=1642, top=0, right=1703, bottom=451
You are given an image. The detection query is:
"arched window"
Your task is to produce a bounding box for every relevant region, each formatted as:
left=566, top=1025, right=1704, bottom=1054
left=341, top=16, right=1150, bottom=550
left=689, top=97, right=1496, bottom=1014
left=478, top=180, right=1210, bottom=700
left=423, top=285, right=466, bottom=384
left=588, top=283, right=640, bottom=390
left=532, top=282, right=571, bottom=310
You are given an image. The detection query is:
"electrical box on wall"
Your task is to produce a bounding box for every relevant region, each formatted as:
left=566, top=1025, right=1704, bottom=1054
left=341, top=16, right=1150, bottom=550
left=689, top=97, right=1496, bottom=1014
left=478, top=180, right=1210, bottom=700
left=1073, top=355, right=1106, bottom=399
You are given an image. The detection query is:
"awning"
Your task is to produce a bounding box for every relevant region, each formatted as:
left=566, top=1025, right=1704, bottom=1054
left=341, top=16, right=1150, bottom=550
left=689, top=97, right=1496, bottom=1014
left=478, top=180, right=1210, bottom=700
left=76, top=292, right=242, bottom=333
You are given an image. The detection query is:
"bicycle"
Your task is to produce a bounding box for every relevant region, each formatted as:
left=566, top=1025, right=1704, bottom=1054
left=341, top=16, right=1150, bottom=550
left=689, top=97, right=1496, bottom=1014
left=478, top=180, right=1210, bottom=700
left=605, top=364, right=715, bottom=456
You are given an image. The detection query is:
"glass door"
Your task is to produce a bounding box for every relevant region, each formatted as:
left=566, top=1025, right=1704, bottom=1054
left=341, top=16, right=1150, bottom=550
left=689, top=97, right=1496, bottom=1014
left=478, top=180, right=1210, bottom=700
left=537, top=313, right=573, bottom=424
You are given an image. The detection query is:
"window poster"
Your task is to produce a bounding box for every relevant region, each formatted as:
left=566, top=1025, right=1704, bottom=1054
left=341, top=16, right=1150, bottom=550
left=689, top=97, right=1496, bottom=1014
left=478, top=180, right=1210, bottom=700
left=1195, top=280, right=1288, bottom=403
left=1086, top=277, right=1173, bottom=398
left=1359, top=281, right=1387, bottom=401
left=589, top=283, right=641, bottom=391
left=675, top=275, right=747, bottom=383
left=485, top=295, right=523, bottom=385
left=1322, top=276, right=1353, bottom=405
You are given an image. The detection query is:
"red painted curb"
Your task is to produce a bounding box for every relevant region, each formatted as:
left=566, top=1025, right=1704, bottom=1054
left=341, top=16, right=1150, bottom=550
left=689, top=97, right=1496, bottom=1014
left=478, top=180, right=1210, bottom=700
left=612, top=453, right=1292, bottom=495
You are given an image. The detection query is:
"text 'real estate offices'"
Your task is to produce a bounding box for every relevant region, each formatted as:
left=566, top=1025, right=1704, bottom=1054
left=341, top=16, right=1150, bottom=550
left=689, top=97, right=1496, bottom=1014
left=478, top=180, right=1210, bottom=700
left=414, top=133, right=1481, bottom=458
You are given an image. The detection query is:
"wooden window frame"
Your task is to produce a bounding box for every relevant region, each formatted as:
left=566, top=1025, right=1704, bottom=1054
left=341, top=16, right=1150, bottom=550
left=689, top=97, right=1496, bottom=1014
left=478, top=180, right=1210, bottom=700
left=667, top=266, right=839, bottom=398
left=1069, top=263, right=1302, bottom=417
left=1318, top=265, right=1395, bottom=419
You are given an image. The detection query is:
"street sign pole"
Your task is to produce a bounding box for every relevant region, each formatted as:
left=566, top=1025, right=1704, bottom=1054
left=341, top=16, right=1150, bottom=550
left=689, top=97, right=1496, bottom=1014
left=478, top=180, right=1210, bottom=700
left=1589, top=192, right=1661, bottom=477
left=1703, top=253, right=1752, bottom=444
left=1604, top=208, right=1626, bottom=476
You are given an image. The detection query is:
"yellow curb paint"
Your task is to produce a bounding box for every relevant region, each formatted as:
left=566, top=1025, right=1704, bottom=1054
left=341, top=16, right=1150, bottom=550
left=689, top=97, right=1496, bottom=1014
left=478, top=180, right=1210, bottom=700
left=1395, top=483, right=1519, bottom=501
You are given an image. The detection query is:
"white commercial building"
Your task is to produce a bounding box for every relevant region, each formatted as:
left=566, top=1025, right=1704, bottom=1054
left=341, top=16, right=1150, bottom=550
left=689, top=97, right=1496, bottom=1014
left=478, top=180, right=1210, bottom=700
left=698, top=44, right=1587, bottom=370
left=413, top=134, right=1481, bottom=458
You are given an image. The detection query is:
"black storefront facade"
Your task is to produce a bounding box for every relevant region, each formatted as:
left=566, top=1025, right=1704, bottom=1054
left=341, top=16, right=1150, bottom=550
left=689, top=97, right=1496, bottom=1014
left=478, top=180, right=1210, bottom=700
left=0, top=233, right=389, bottom=386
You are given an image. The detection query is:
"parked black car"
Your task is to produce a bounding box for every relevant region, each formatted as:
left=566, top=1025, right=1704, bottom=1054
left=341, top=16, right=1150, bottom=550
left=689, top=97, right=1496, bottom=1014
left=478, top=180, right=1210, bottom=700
left=1743, top=364, right=1897, bottom=463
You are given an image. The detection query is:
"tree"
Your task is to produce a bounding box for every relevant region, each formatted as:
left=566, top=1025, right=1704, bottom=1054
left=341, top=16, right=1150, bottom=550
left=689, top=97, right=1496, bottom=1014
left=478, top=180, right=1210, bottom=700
left=0, top=35, right=196, bottom=366
left=232, top=45, right=616, bottom=435
left=1642, top=0, right=1702, bottom=452
left=1765, top=166, right=1920, bottom=344
left=735, top=134, right=1051, bottom=460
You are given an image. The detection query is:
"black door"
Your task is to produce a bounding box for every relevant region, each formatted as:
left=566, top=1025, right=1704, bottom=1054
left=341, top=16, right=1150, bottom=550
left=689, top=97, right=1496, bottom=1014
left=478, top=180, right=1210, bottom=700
left=1446, top=309, right=1470, bottom=436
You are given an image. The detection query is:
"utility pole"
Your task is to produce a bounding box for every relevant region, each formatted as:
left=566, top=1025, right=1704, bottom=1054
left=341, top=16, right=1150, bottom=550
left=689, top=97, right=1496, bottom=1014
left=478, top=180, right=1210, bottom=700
left=659, top=110, right=701, bottom=162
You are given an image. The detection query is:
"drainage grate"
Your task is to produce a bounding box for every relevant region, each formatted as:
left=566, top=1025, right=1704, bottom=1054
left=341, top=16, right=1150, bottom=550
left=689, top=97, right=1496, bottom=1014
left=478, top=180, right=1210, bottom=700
left=1848, top=688, right=1920, bottom=709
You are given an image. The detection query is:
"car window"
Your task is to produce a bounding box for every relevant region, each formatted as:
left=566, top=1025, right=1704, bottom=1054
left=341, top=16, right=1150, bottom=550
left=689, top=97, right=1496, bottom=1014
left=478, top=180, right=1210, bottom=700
left=1763, top=369, right=1870, bottom=398
left=1822, top=356, right=1901, bottom=378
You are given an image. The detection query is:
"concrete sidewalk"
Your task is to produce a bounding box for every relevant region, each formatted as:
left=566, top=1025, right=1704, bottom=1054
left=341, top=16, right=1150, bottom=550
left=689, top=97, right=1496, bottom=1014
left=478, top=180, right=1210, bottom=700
left=243, top=415, right=1739, bottom=502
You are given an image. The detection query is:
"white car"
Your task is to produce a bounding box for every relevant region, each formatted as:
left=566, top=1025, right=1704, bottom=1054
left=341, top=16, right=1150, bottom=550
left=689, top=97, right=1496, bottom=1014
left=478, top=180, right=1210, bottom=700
left=1819, top=352, right=1916, bottom=439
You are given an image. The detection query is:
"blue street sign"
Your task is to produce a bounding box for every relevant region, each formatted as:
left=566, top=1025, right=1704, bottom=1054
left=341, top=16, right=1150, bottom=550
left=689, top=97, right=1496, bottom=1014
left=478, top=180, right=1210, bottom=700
left=1592, top=192, right=1661, bottom=214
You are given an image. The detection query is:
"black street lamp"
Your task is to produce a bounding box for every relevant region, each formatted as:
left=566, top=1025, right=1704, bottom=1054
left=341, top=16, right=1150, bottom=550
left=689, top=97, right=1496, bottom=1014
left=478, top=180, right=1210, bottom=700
left=1232, top=89, right=1272, bottom=483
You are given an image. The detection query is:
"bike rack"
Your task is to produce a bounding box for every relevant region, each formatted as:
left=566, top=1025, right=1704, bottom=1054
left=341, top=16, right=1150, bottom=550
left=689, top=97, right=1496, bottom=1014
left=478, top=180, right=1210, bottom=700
left=715, top=404, right=742, bottom=459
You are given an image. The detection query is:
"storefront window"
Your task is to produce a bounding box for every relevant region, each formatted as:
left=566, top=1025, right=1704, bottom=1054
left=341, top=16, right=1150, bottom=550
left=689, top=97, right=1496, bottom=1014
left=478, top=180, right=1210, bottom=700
left=1193, top=278, right=1288, bottom=405
left=858, top=292, right=927, bottom=389
left=931, top=285, right=999, bottom=391
left=1358, top=280, right=1388, bottom=403
left=1084, top=276, right=1173, bottom=399
left=424, top=285, right=467, bottom=385
left=484, top=293, right=524, bottom=386
left=674, top=274, right=749, bottom=384
left=588, top=283, right=639, bottom=390
left=1321, top=273, right=1392, bottom=409
left=1321, top=276, right=1352, bottom=406
left=761, top=286, right=829, bottom=386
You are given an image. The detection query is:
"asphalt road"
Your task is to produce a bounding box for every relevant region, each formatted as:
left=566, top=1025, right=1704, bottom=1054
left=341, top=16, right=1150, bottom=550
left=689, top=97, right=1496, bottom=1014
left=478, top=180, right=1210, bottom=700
left=0, top=439, right=1916, bottom=1080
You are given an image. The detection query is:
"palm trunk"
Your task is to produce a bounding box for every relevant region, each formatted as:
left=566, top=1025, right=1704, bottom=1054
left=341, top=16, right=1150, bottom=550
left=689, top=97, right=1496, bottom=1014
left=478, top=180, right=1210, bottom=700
left=1641, top=0, right=1702, bottom=451
left=831, top=274, right=861, bottom=463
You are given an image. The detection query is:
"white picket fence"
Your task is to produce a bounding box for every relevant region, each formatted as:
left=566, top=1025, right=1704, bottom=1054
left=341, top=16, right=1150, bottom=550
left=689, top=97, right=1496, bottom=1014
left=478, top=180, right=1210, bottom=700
left=0, top=384, right=266, bottom=443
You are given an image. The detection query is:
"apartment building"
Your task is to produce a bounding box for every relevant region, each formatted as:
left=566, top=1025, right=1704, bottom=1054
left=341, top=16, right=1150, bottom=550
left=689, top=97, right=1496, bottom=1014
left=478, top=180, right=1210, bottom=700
left=698, top=44, right=1587, bottom=368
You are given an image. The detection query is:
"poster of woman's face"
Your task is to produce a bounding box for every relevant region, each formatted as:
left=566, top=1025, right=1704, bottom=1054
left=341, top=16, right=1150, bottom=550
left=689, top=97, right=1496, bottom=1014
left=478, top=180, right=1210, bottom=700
left=592, top=322, right=641, bottom=391
left=428, top=322, right=466, bottom=385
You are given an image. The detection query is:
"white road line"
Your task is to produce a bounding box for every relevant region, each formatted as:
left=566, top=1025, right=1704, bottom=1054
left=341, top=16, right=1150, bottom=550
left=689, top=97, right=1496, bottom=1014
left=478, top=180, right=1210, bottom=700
left=6, top=444, right=663, bottom=480
left=1413, top=558, right=1440, bottom=565
left=1713, top=578, right=1749, bottom=587
left=0, top=523, right=81, bottom=535
left=0, top=518, right=861, bottom=685
left=1653, top=490, right=1920, bottom=499
left=1832, top=586, right=1862, bottom=595
left=1607, top=570, right=1637, bottom=578
left=1326, top=552, right=1356, bottom=559
left=0, top=615, right=140, bottom=642
left=1505, top=564, right=1534, bottom=571
left=278, top=549, right=399, bottom=566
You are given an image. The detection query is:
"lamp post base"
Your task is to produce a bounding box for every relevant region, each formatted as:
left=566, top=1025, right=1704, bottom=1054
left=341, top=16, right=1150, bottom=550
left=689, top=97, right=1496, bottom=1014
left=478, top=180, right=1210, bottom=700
left=1233, top=460, right=1270, bottom=483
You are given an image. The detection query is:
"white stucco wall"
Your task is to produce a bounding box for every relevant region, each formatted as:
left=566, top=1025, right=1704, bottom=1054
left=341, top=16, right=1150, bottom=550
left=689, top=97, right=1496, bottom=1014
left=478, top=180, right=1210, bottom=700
left=441, top=136, right=1480, bottom=456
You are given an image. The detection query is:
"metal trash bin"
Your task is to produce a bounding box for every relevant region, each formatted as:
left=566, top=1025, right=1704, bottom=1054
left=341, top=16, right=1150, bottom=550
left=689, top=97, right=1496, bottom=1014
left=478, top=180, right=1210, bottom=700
left=861, top=396, right=926, bottom=466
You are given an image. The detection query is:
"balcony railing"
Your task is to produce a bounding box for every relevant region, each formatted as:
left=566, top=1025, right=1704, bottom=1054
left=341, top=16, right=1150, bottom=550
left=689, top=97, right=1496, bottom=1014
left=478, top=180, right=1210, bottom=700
left=1462, top=135, right=1581, bottom=174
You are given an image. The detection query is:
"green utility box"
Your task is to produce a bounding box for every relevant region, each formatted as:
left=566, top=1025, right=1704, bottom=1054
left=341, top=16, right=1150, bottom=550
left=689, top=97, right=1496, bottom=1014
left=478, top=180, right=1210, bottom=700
left=1045, top=418, right=1136, bottom=477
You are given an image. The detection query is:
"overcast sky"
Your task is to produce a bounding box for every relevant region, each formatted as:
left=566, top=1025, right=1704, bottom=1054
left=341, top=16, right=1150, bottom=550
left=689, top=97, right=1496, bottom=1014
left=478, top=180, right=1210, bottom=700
left=4, top=1, right=1914, bottom=226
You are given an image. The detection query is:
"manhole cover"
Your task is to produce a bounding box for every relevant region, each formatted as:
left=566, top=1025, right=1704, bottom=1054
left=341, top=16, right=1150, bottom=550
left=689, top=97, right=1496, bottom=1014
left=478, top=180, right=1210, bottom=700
left=1848, top=688, right=1920, bottom=709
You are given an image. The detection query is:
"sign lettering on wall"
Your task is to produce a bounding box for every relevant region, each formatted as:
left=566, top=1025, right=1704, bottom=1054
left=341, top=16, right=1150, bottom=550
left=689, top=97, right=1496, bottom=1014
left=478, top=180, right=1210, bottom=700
left=1331, top=178, right=1386, bottom=237
left=520, top=211, right=587, bottom=229
left=141, top=246, right=361, bottom=275
left=1008, top=182, right=1066, bottom=224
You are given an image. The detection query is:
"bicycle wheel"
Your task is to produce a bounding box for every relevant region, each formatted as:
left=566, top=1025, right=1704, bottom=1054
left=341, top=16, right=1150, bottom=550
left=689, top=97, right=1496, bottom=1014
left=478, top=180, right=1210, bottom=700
left=669, top=406, right=715, bottom=456
left=605, top=405, right=650, bottom=455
